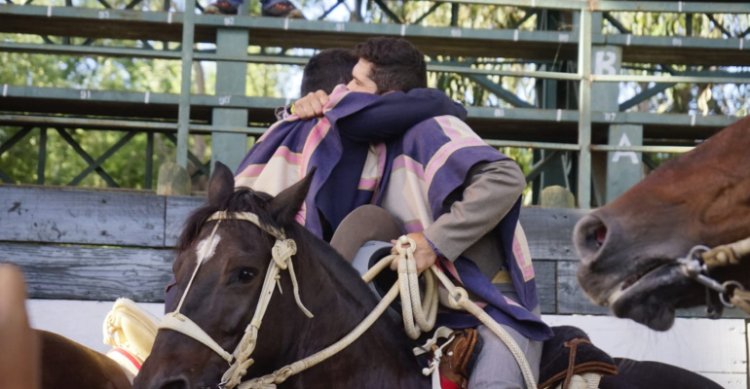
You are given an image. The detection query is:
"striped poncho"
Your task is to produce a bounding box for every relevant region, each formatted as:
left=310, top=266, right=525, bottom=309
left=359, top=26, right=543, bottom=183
left=235, top=86, right=551, bottom=341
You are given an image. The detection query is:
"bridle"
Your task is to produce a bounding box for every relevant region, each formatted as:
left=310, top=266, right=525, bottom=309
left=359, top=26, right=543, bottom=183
left=157, top=209, right=540, bottom=389
left=677, top=236, right=750, bottom=316
left=158, top=210, right=312, bottom=389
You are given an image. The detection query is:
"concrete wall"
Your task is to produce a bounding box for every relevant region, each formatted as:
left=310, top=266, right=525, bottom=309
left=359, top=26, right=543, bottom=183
left=27, top=299, right=747, bottom=389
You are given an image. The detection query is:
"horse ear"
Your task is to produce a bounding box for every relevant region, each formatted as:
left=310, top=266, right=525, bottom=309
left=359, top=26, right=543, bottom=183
left=269, top=169, right=315, bottom=226
left=207, top=162, right=235, bottom=206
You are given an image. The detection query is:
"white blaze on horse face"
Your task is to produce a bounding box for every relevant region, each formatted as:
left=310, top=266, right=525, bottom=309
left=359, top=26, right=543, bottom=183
left=196, top=234, right=222, bottom=265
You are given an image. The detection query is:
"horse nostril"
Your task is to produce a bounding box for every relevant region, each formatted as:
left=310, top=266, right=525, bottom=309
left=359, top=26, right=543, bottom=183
left=595, top=225, right=607, bottom=247
left=573, top=214, right=609, bottom=266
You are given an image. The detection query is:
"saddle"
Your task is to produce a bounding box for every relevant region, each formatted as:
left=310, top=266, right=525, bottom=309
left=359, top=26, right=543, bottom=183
left=438, top=328, right=483, bottom=389
left=538, top=325, right=619, bottom=389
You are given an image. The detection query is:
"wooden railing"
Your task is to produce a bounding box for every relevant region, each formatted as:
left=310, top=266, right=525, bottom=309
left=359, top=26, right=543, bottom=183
left=0, top=185, right=742, bottom=318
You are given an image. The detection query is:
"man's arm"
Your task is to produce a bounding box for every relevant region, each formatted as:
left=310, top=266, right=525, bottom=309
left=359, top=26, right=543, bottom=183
left=335, top=88, right=466, bottom=143
left=405, top=159, right=526, bottom=271
left=293, top=88, right=466, bottom=143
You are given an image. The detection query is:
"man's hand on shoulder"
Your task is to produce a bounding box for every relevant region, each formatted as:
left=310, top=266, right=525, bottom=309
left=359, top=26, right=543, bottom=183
left=292, top=90, right=329, bottom=119
left=390, top=232, right=437, bottom=274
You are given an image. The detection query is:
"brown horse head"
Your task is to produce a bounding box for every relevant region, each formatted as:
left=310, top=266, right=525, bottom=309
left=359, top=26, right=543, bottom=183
left=135, top=163, right=427, bottom=389
left=574, top=117, right=750, bottom=330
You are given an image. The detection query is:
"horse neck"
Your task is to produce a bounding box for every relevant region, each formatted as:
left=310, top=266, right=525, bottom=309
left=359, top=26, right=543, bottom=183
left=277, top=239, right=428, bottom=388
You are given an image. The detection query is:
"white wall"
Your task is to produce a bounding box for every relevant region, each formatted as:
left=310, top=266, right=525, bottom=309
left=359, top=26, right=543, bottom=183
left=26, top=300, right=747, bottom=389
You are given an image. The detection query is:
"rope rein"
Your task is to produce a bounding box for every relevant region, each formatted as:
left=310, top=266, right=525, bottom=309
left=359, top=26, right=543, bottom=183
left=678, top=236, right=750, bottom=315
left=159, top=211, right=536, bottom=389
left=239, top=235, right=537, bottom=389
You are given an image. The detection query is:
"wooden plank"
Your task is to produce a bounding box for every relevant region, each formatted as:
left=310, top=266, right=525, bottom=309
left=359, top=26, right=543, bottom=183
left=519, top=207, right=588, bottom=261
left=1, top=185, right=586, bottom=256
left=163, top=197, right=584, bottom=261
left=677, top=305, right=746, bottom=319
left=557, top=260, right=610, bottom=315
left=0, top=186, right=166, bottom=247
left=534, top=260, right=556, bottom=314
left=0, top=242, right=172, bottom=302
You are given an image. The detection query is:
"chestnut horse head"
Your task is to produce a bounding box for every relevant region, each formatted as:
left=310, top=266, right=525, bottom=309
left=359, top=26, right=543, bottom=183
left=574, top=117, right=750, bottom=330
left=134, top=163, right=427, bottom=389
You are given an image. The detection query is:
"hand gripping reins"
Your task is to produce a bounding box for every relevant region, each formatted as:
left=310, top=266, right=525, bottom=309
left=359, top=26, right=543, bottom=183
left=678, top=236, right=750, bottom=314
left=158, top=211, right=536, bottom=389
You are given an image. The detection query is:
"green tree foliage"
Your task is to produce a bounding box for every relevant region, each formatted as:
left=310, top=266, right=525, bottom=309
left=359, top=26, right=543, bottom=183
left=0, top=39, right=182, bottom=188
left=605, top=12, right=749, bottom=116
left=0, top=28, right=286, bottom=188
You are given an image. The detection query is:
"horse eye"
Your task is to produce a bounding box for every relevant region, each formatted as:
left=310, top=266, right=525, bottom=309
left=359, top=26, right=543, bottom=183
left=236, top=267, right=257, bottom=283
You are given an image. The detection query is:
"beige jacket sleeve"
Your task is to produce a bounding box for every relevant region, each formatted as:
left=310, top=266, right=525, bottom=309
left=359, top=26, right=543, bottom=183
left=423, top=159, right=525, bottom=261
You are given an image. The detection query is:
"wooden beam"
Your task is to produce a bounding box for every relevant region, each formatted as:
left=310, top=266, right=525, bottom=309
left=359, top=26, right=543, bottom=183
left=1, top=186, right=743, bottom=318
left=1, top=242, right=172, bottom=302
left=0, top=186, right=166, bottom=247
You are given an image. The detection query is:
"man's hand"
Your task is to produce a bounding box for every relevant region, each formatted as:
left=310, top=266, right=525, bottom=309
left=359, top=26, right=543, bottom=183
left=390, top=232, right=437, bottom=274
left=292, top=90, right=329, bottom=119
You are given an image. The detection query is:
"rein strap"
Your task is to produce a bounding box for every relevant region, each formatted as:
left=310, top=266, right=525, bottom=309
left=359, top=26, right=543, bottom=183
left=702, top=236, right=750, bottom=269
left=238, top=236, right=537, bottom=389
left=680, top=236, right=750, bottom=316
left=161, top=213, right=536, bottom=389
left=160, top=312, right=234, bottom=363
left=158, top=211, right=312, bottom=389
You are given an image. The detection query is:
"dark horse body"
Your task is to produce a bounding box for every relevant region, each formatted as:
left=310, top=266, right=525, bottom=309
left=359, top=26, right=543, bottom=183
left=574, top=116, right=750, bottom=330
left=135, top=164, right=428, bottom=388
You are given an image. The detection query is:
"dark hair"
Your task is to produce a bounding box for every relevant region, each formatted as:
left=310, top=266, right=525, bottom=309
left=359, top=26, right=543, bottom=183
left=354, top=37, right=427, bottom=93
left=300, top=48, right=359, bottom=95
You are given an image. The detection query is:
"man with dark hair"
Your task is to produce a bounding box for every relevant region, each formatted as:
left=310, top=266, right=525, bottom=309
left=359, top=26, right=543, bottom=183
left=273, top=48, right=357, bottom=121
left=300, top=48, right=358, bottom=95
left=351, top=37, right=427, bottom=93
left=292, top=37, right=427, bottom=117
left=287, top=36, right=551, bottom=389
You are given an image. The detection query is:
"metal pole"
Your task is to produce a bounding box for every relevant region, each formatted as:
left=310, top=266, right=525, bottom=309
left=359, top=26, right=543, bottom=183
left=576, top=6, right=592, bottom=208
left=176, top=0, right=195, bottom=168
left=37, top=127, right=47, bottom=185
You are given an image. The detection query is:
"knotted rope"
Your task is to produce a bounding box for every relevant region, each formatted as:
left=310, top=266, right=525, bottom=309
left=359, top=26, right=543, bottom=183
left=707, top=237, right=750, bottom=314
left=238, top=235, right=536, bottom=389
left=158, top=211, right=313, bottom=389
left=159, top=210, right=535, bottom=389
left=702, top=237, right=750, bottom=270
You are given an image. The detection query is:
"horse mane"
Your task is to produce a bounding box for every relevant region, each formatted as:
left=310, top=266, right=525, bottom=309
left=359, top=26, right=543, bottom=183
left=289, top=222, right=384, bottom=312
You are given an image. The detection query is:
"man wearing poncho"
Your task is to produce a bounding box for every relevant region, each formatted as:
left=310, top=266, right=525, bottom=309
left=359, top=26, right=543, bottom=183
left=235, top=38, right=551, bottom=388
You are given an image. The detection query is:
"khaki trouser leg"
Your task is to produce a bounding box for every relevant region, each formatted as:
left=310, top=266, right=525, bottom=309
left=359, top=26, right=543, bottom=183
left=468, top=324, right=542, bottom=389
